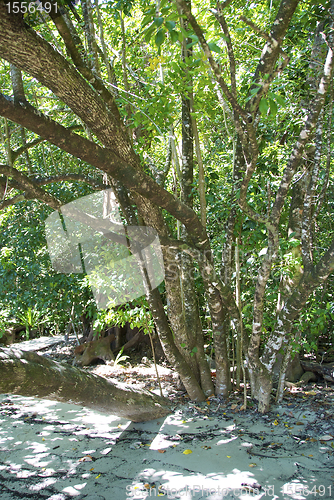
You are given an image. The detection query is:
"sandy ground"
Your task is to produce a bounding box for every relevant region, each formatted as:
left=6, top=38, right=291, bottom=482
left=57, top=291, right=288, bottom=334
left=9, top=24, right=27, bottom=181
left=0, top=392, right=333, bottom=500
left=0, top=337, right=333, bottom=499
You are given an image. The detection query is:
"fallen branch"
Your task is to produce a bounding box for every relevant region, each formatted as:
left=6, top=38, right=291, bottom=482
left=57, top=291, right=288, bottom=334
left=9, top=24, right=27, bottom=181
left=0, top=347, right=172, bottom=422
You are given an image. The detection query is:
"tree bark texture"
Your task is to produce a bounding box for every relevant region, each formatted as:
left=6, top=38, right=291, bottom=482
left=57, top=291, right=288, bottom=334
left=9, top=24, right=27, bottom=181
left=0, top=347, right=172, bottom=422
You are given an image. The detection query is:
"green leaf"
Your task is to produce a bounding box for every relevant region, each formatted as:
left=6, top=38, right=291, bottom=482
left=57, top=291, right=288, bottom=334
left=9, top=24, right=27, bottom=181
left=180, top=26, right=190, bottom=39
left=259, top=98, right=269, bottom=116
left=154, top=17, right=164, bottom=27
left=245, top=86, right=261, bottom=103
left=141, top=15, right=153, bottom=28
left=144, top=24, right=156, bottom=43
left=208, top=42, right=221, bottom=53
left=165, top=20, right=176, bottom=31
left=269, top=92, right=286, bottom=107
left=269, top=99, right=277, bottom=117
left=275, top=94, right=286, bottom=107
left=155, top=28, right=165, bottom=47
left=170, top=29, right=180, bottom=43
left=171, top=61, right=179, bottom=72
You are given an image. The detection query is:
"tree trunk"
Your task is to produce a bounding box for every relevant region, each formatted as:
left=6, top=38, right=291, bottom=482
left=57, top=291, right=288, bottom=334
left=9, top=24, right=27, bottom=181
left=248, top=364, right=273, bottom=413
left=0, top=347, right=172, bottom=422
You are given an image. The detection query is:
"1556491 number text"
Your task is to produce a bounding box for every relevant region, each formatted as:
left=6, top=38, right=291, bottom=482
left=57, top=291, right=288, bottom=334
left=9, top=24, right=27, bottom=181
left=5, top=2, right=58, bottom=14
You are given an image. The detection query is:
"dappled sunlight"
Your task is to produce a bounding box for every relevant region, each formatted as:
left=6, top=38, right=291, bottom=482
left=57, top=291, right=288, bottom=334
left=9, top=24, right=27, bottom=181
left=0, top=394, right=333, bottom=499
left=0, top=394, right=132, bottom=498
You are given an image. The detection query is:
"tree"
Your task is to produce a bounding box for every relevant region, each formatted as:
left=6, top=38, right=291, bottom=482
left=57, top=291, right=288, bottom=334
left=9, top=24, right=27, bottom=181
left=0, top=0, right=333, bottom=412
left=0, top=347, right=172, bottom=422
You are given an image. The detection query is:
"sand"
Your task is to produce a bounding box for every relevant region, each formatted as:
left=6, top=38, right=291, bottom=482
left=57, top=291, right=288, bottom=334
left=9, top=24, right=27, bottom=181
left=0, top=390, right=333, bottom=500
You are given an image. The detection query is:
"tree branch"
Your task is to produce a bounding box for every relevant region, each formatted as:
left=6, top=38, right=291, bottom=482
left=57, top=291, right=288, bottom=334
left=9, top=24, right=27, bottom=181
left=0, top=6, right=136, bottom=167
left=270, top=43, right=334, bottom=226
left=175, top=0, right=248, bottom=123
left=0, top=164, right=61, bottom=209
left=34, top=174, right=108, bottom=190
left=0, top=193, right=25, bottom=210
left=214, top=4, right=237, bottom=97
left=11, top=137, right=44, bottom=162
left=245, top=0, right=299, bottom=115
left=239, top=14, right=289, bottom=63
left=314, top=86, right=333, bottom=220
left=0, top=94, right=208, bottom=246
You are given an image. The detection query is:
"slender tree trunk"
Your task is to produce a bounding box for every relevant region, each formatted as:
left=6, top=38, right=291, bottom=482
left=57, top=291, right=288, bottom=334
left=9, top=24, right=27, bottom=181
left=163, top=0, right=214, bottom=397
left=111, top=181, right=208, bottom=400
left=81, top=0, right=100, bottom=76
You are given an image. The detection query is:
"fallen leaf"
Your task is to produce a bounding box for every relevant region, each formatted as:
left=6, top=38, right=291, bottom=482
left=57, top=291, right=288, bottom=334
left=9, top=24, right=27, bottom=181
left=231, top=404, right=238, bottom=410
left=226, top=456, right=231, bottom=458
left=273, top=420, right=279, bottom=425
left=100, top=447, right=112, bottom=455
left=79, top=455, right=94, bottom=462
left=320, top=435, right=333, bottom=441
left=183, top=449, right=192, bottom=455
left=158, top=449, right=166, bottom=453
left=194, top=406, right=205, bottom=413
left=95, top=474, right=101, bottom=479
left=296, top=422, right=304, bottom=425
left=249, top=463, right=257, bottom=467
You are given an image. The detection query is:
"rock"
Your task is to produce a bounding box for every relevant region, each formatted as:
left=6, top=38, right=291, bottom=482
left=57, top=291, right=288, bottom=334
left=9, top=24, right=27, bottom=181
left=299, top=371, right=318, bottom=384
